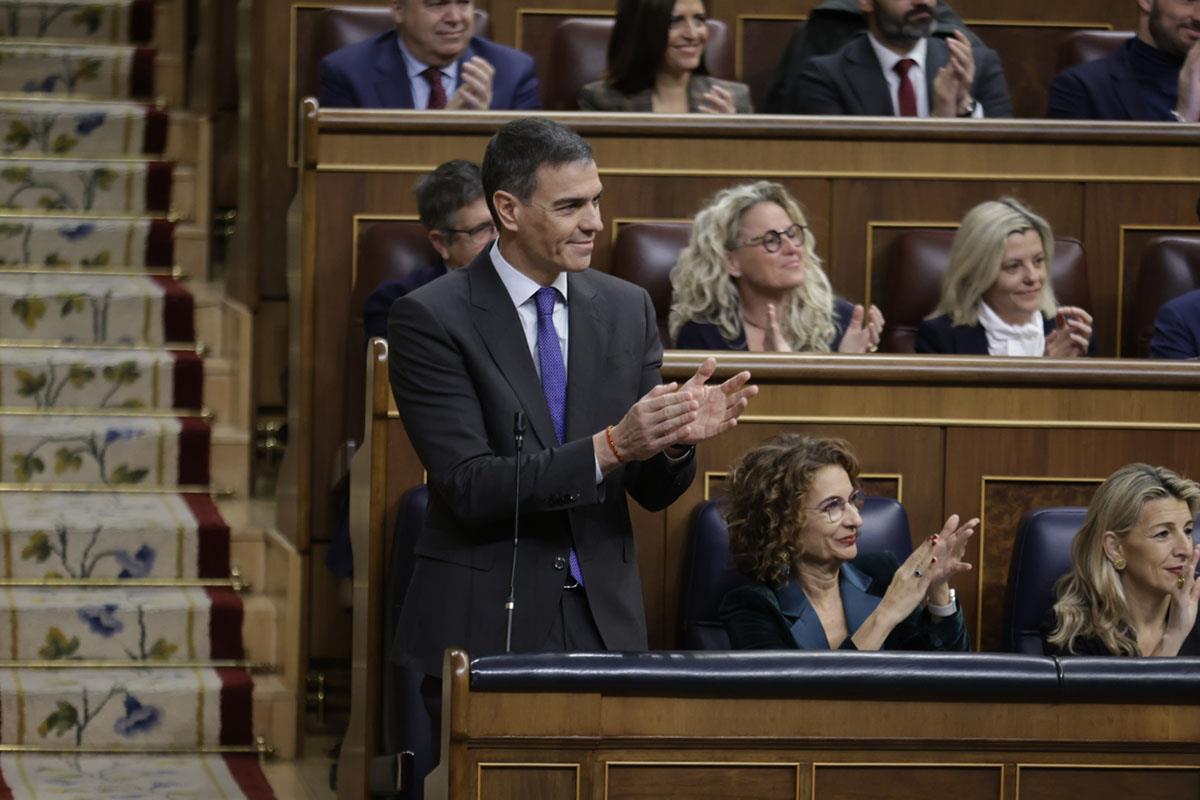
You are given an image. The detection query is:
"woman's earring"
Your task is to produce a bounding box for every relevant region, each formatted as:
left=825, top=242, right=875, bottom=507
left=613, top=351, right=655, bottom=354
left=1112, top=558, right=1126, bottom=571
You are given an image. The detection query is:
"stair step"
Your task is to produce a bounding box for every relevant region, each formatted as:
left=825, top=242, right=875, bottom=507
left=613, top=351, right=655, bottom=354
left=0, top=42, right=180, bottom=106
left=0, top=273, right=193, bottom=345
left=0, top=666, right=252, bottom=748
left=0, top=752, right=274, bottom=796
left=0, top=99, right=203, bottom=161
left=0, top=413, right=208, bottom=488
left=252, top=674, right=297, bottom=759
left=0, top=214, right=176, bottom=271
left=0, top=345, right=202, bottom=411
left=0, top=491, right=231, bottom=581
left=0, top=586, right=243, bottom=661
left=0, top=157, right=191, bottom=217
left=210, top=424, right=250, bottom=497
left=0, top=0, right=155, bottom=45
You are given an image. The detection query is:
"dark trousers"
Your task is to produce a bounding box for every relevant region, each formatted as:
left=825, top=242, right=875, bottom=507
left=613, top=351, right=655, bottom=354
left=420, top=587, right=606, bottom=767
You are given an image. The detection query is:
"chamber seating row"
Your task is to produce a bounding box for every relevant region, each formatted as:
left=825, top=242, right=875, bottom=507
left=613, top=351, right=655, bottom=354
left=349, top=217, right=1200, bottom=358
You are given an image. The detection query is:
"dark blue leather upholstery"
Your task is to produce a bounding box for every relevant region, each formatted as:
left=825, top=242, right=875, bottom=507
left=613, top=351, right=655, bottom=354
left=467, top=650, right=1200, bottom=703
left=470, top=651, right=1061, bottom=699
left=679, top=496, right=914, bottom=650
left=1003, top=507, right=1084, bottom=654
left=381, top=485, right=432, bottom=799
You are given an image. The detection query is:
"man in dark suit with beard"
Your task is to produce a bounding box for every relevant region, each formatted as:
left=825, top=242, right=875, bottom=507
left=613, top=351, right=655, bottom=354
left=388, top=118, right=756, bottom=691
left=783, top=0, right=1012, bottom=118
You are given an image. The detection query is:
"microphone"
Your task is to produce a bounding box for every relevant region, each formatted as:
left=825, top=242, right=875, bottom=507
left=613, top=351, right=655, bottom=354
left=504, top=411, right=526, bottom=652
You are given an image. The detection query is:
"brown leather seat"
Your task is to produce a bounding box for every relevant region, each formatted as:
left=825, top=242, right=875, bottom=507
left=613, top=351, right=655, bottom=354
left=880, top=229, right=1092, bottom=354
left=345, top=221, right=440, bottom=448
left=300, top=6, right=491, bottom=102
left=1130, top=236, right=1200, bottom=357
left=543, top=17, right=735, bottom=111
left=1054, top=30, right=1133, bottom=74
left=611, top=222, right=692, bottom=345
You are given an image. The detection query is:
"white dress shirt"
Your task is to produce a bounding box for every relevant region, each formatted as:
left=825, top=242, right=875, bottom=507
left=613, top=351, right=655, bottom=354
left=396, top=37, right=460, bottom=109
left=867, top=33, right=985, bottom=118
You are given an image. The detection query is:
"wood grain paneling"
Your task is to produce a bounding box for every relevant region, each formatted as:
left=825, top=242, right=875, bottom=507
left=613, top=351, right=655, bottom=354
left=606, top=763, right=798, bottom=800
left=477, top=763, right=579, bottom=800
left=812, top=764, right=1002, bottom=800
left=1016, top=766, right=1200, bottom=799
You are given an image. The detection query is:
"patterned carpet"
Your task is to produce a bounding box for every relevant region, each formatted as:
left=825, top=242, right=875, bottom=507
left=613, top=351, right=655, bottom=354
left=0, top=0, right=275, bottom=795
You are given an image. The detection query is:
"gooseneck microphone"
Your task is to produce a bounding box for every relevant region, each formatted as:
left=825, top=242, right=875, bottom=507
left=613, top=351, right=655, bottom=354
left=505, top=411, right=526, bottom=653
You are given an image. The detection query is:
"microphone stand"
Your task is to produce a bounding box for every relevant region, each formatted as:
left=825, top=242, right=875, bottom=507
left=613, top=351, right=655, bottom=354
left=505, top=411, right=526, bottom=652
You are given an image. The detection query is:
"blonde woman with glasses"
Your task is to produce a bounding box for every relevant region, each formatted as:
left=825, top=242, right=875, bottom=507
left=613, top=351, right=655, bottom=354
left=669, top=181, right=883, bottom=352
left=720, top=434, right=977, bottom=652
left=917, top=197, right=1093, bottom=356
left=1043, top=464, right=1200, bottom=657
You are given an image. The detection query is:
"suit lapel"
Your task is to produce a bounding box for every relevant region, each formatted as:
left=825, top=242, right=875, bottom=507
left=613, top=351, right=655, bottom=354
left=956, top=324, right=990, bottom=354
left=372, top=31, right=415, bottom=108
left=844, top=36, right=894, bottom=115
left=468, top=252, right=558, bottom=449
left=564, top=271, right=606, bottom=443
left=1110, top=44, right=1153, bottom=120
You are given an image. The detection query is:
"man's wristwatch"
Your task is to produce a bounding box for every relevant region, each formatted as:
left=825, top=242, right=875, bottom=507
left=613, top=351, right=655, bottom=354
left=957, top=98, right=978, bottom=118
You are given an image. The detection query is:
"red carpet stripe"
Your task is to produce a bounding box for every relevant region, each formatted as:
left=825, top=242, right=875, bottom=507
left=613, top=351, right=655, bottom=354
left=131, top=47, right=156, bottom=99
left=146, top=161, right=173, bottom=213
left=183, top=493, right=232, bottom=579
left=155, top=276, right=196, bottom=342
left=206, top=587, right=246, bottom=659
left=226, top=754, right=279, bottom=799
left=171, top=350, right=204, bottom=409
left=218, top=668, right=254, bottom=746
left=146, top=218, right=176, bottom=266
left=177, top=418, right=211, bottom=486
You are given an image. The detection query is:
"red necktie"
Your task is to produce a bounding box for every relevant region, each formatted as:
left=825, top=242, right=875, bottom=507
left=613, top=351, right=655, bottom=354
left=894, top=58, right=918, bottom=117
left=422, top=66, right=447, bottom=109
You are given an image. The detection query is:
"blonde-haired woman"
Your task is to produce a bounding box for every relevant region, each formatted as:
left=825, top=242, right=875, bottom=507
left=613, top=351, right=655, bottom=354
left=1043, top=464, right=1200, bottom=657
left=669, top=181, right=883, bottom=352
left=916, top=198, right=1093, bottom=356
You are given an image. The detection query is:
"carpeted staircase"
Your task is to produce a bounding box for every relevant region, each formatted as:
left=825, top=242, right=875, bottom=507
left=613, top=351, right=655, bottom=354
left=0, top=0, right=276, bottom=795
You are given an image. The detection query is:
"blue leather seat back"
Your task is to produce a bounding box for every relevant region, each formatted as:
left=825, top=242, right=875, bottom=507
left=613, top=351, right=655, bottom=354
left=680, top=496, right=914, bottom=650
left=1003, top=507, right=1084, bottom=655
left=381, top=485, right=433, bottom=799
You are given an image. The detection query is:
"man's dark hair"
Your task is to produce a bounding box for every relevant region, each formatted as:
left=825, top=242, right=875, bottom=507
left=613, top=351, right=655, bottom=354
left=481, top=118, right=594, bottom=224
left=606, top=0, right=709, bottom=96
left=414, top=159, right=484, bottom=231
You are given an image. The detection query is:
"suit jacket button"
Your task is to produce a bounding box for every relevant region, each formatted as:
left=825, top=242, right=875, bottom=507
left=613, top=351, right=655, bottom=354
left=553, top=556, right=567, bottom=571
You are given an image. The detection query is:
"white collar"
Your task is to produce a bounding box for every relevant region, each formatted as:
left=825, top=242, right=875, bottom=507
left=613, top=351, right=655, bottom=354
left=977, top=301, right=1045, bottom=357
left=490, top=240, right=569, bottom=309
left=867, top=33, right=927, bottom=74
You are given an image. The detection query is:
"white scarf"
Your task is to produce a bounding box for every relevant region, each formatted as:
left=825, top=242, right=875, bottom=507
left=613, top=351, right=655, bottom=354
left=977, top=301, right=1045, bottom=357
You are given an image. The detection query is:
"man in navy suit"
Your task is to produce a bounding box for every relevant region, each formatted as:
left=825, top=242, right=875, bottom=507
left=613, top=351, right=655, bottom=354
left=319, top=0, right=540, bottom=110
left=1047, top=0, right=1200, bottom=121
left=1150, top=289, right=1200, bottom=359
left=784, top=0, right=1013, bottom=117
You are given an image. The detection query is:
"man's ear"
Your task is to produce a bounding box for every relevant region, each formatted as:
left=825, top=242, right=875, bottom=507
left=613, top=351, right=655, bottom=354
left=492, top=191, right=521, bottom=233
left=390, top=0, right=405, bottom=27
left=856, top=0, right=873, bottom=15
left=1134, top=0, right=1153, bottom=17
left=427, top=229, right=451, bottom=262
left=1101, top=530, right=1124, bottom=565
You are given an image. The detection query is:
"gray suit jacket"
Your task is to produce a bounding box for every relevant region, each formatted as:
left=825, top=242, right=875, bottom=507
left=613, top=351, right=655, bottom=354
left=788, top=32, right=1012, bottom=117
left=578, top=74, right=753, bottom=113
left=387, top=248, right=696, bottom=677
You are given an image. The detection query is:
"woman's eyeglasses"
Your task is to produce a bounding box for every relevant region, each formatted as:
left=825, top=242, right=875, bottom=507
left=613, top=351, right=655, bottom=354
left=806, top=489, right=867, bottom=524
left=734, top=223, right=806, bottom=253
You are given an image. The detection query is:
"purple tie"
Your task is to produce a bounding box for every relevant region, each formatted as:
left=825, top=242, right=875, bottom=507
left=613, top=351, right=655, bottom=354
left=534, top=287, right=584, bottom=587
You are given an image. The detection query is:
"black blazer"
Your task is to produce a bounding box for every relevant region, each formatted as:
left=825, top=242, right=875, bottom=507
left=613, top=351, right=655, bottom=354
left=785, top=32, right=1012, bottom=117
left=387, top=248, right=696, bottom=677
left=1040, top=607, right=1200, bottom=656
left=1047, top=38, right=1164, bottom=121
left=719, top=551, right=969, bottom=652
left=674, top=298, right=855, bottom=351
left=916, top=313, right=1097, bottom=356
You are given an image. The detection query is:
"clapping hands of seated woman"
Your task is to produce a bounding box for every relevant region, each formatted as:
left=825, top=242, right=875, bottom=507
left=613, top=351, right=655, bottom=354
left=1159, top=544, right=1200, bottom=656
left=596, top=357, right=757, bottom=473
left=837, top=304, right=885, bottom=353
left=446, top=57, right=495, bottom=110
left=878, top=514, right=978, bottom=625
left=1043, top=306, right=1093, bottom=357
left=698, top=83, right=738, bottom=114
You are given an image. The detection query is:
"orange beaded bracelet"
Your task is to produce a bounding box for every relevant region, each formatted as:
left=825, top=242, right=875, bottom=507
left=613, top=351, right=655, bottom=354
left=604, top=425, right=625, bottom=464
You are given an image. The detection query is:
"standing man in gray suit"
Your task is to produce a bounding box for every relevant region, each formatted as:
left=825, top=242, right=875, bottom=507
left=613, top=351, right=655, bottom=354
left=783, top=0, right=1012, bottom=117
left=388, top=118, right=756, bottom=685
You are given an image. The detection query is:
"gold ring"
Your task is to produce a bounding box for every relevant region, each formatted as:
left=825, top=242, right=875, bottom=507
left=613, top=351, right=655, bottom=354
left=1179, top=574, right=1188, bottom=590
